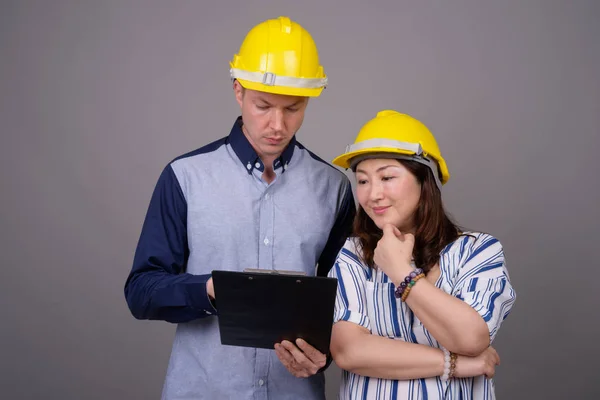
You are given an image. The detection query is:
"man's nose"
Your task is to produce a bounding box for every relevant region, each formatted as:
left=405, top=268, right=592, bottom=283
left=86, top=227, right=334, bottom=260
left=271, top=109, right=284, bottom=132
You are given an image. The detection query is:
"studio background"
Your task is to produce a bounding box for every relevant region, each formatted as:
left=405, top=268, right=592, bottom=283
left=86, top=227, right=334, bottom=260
left=1, top=1, right=599, bottom=399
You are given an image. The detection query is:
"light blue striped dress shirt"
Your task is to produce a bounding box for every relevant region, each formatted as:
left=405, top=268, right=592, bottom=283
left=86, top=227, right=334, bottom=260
left=328, top=232, right=516, bottom=400
left=125, top=117, right=355, bottom=399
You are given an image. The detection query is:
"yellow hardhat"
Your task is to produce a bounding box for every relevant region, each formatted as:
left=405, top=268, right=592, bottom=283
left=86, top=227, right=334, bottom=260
left=332, top=110, right=450, bottom=189
left=230, top=16, right=327, bottom=97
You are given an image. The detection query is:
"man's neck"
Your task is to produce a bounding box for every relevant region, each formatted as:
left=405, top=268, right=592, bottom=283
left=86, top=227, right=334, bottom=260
left=262, top=166, right=276, bottom=184
left=240, top=125, right=282, bottom=183
left=260, top=155, right=277, bottom=183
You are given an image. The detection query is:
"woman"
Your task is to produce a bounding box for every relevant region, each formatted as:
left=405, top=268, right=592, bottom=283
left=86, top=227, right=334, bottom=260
left=328, top=110, right=516, bottom=399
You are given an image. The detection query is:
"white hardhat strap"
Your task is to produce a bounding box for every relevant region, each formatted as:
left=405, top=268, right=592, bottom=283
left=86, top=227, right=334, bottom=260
left=230, top=68, right=328, bottom=89
left=349, top=152, right=443, bottom=191
left=345, top=138, right=423, bottom=156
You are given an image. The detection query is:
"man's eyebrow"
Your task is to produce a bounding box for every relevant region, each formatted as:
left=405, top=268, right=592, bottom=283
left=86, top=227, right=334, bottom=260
left=254, top=97, right=304, bottom=108
left=255, top=98, right=272, bottom=106
left=285, top=99, right=304, bottom=107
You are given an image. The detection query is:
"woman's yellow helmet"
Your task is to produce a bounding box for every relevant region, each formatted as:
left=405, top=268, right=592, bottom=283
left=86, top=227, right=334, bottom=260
left=333, top=110, right=450, bottom=189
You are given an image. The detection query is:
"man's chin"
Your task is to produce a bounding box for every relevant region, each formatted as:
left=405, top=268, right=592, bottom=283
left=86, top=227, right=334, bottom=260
left=262, top=145, right=286, bottom=155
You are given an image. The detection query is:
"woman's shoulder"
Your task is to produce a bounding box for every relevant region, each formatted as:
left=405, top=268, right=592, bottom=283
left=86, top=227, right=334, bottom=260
left=327, top=237, right=373, bottom=280
left=339, top=236, right=363, bottom=259
left=336, top=237, right=370, bottom=268
left=442, top=231, right=505, bottom=261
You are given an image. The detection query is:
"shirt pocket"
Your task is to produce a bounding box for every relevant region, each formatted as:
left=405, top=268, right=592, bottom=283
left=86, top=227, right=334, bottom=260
left=364, top=280, right=404, bottom=338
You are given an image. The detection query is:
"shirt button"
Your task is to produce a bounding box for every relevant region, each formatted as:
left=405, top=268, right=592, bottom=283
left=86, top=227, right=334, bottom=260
left=258, top=379, right=264, bottom=386
left=265, top=193, right=269, bottom=200
left=255, top=162, right=261, bottom=168
left=246, top=163, right=252, bottom=170
left=264, top=238, right=269, bottom=245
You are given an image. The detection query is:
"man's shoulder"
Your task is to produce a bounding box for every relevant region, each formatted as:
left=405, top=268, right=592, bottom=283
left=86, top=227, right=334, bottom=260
left=170, top=136, right=228, bottom=166
left=295, top=141, right=350, bottom=183
left=162, top=136, right=229, bottom=193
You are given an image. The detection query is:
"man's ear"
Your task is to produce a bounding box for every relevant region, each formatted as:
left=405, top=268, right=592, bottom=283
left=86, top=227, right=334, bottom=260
left=233, top=80, right=244, bottom=108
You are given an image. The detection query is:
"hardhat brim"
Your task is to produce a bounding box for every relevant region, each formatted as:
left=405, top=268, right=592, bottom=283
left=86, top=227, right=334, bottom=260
left=332, top=147, right=450, bottom=185
left=332, top=148, right=416, bottom=169
left=237, top=78, right=324, bottom=97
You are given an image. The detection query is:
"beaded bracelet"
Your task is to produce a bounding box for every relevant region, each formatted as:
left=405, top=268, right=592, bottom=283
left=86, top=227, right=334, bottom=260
left=394, top=267, right=425, bottom=300
left=401, top=273, right=425, bottom=301
left=450, top=352, right=457, bottom=378
left=441, top=347, right=458, bottom=381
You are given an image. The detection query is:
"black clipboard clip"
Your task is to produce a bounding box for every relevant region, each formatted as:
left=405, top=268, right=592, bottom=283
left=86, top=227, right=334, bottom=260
left=243, top=268, right=307, bottom=276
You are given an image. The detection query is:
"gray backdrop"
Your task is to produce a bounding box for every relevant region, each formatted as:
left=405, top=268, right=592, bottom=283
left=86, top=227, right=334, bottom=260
left=1, top=1, right=599, bottom=399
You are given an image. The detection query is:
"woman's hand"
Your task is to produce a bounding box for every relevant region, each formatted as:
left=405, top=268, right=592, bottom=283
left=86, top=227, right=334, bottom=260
left=454, top=346, right=500, bottom=379
left=373, top=224, right=415, bottom=285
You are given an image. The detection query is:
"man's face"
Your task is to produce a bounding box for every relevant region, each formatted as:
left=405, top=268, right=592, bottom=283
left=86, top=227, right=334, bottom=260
left=234, top=81, right=309, bottom=163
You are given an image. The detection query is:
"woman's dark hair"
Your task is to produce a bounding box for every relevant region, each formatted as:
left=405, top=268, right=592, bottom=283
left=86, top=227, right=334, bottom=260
left=353, top=158, right=462, bottom=275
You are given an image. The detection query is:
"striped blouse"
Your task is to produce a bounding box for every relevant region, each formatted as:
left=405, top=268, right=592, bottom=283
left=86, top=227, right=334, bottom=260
left=328, top=232, right=516, bottom=400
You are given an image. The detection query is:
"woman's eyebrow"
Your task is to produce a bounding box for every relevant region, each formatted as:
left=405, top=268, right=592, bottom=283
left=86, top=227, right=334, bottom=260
left=356, top=164, right=401, bottom=174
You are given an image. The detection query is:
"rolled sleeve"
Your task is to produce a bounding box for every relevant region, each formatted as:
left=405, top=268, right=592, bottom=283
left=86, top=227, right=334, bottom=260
left=453, top=234, right=517, bottom=342
left=457, top=275, right=515, bottom=341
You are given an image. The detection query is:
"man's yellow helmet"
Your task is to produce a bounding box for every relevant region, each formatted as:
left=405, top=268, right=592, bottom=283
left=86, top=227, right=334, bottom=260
left=230, top=16, right=327, bottom=97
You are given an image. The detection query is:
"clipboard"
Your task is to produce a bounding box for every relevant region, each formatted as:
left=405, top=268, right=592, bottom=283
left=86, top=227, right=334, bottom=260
left=211, top=269, right=338, bottom=355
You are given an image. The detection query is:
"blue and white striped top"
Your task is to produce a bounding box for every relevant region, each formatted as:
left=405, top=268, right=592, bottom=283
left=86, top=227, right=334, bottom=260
left=328, top=232, right=516, bottom=400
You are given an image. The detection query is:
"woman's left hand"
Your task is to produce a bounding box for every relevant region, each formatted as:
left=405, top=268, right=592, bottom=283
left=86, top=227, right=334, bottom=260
left=373, top=224, right=415, bottom=285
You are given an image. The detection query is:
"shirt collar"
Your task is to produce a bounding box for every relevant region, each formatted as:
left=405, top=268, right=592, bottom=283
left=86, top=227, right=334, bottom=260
left=227, top=116, right=296, bottom=174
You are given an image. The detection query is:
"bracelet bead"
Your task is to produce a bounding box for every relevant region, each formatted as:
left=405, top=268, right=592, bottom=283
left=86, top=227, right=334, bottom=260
left=394, top=268, right=424, bottom=299
left=441, top=347, right=456, bottom=382
left=399, top=273, right=425, bottom=301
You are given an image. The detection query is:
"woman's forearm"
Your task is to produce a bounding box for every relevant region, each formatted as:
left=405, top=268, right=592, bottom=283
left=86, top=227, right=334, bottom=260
left=331, top=322, right=445, bottom=380
left=404, top=279, right=489, bottom=356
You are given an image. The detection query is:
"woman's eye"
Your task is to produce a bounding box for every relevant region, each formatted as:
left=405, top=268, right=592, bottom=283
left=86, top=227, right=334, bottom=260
left=382, top=176, right=395, bottom=181
left=357, top=180, right=367, bottom=185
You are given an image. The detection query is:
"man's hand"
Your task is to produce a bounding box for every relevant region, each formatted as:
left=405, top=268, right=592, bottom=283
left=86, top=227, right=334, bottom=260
left=274, top=339, right=326, bottom=378
left=206, top=277, right=215, bottom=300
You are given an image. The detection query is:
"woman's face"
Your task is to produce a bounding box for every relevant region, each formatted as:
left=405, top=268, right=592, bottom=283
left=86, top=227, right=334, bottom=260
left=355, top=158, right=421, bottom=233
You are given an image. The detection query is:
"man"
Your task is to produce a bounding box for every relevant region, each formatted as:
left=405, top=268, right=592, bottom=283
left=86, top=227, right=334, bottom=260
left=124, top=16, right=356, bottom=400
